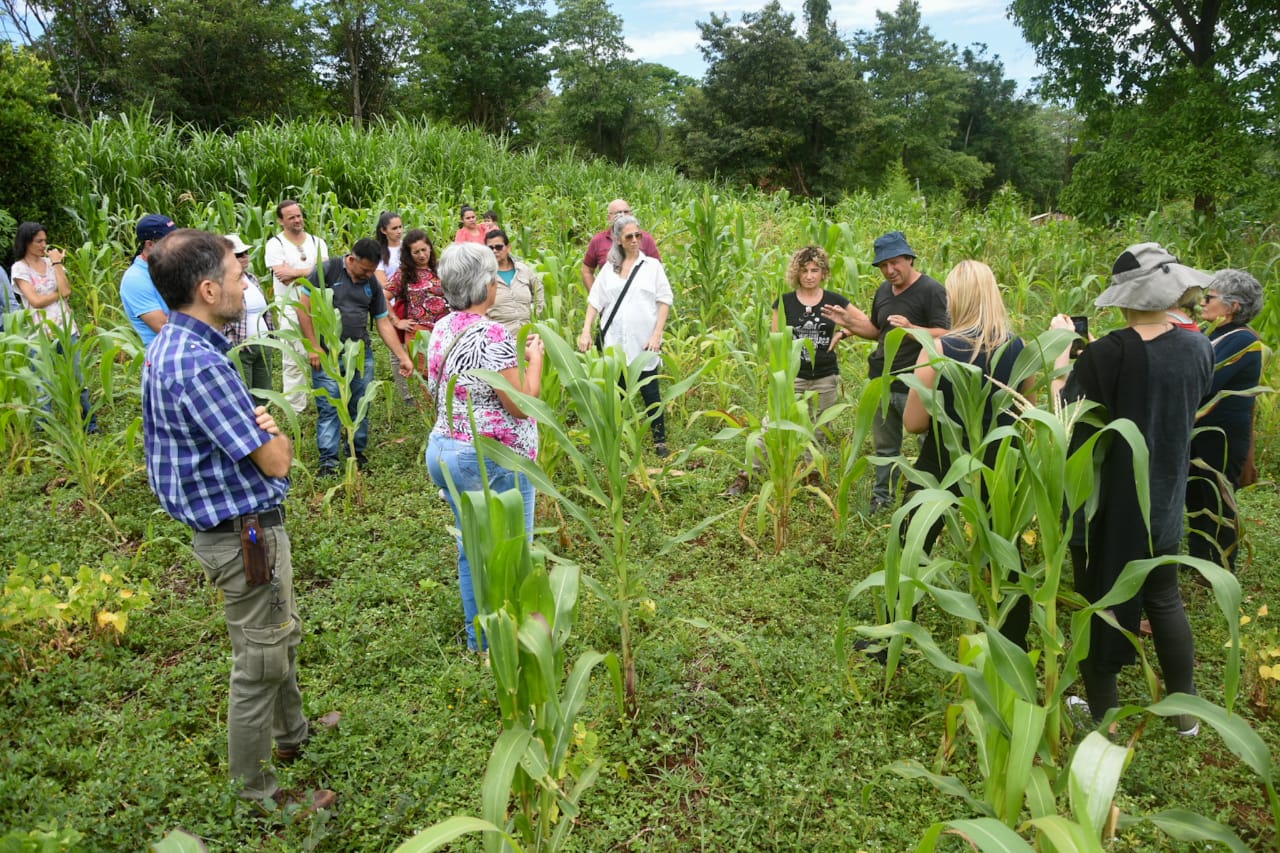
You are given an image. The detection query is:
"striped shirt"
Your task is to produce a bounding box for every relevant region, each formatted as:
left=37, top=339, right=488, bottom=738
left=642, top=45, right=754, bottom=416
left=142, top=312, right=288, bottom=530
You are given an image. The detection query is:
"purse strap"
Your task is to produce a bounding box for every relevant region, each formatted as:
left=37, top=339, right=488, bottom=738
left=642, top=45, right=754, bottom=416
left=599, top=259, right=644, bottom=341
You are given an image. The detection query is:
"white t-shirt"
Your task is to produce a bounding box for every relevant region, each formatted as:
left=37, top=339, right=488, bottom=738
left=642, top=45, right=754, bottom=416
left=588, top=254, right=673, bottom=371
left=243, top=273, right=271, bottom=339
left=11, top=258, right=76, bottom=336
left=377, top=245, right=401, bottom=281
left=263, top=232, right=329, bottom=292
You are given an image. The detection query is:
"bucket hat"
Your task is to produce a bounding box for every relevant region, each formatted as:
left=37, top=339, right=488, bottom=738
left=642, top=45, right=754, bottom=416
left=1095, top=243, right=1210, bottom=311
left=872, top=231, right=916, bottom=266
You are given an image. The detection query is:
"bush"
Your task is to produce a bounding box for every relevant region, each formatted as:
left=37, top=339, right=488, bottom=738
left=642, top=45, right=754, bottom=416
left=0, top=47, right=72, bottom=242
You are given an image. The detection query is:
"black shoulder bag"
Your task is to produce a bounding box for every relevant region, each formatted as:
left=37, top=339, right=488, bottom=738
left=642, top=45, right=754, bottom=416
left=594, top=259, right=643, bottom=353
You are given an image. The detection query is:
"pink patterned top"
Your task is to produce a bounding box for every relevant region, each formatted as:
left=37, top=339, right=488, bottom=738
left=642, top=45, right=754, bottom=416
left=426, top=312, right=538, bottom=459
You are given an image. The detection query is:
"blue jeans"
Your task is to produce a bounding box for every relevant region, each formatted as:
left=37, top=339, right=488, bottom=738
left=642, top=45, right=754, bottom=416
left=871, top=388, right=909, bottom=506
left=426, top=434, right=536, bottom=651
left=312, top=348, right=374, bottom=468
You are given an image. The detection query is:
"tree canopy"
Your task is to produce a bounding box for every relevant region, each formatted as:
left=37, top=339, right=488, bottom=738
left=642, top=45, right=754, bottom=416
left=1011, top=0, right=1279, bottom=219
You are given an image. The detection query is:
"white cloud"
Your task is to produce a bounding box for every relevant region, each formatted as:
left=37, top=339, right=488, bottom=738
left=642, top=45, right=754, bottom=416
left=625, top=28, right=704, bottom=60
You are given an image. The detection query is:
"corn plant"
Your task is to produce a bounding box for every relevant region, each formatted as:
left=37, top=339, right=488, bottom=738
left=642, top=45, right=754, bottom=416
left=258, top=279, right=382, bottom=503
left=473, top=324, right=713, bottom=717
left=846, top=329, right=1271, bottom=848
left=4, top=318, right=140, bottom=529
left=392, top=481, right=620, bottom=853
left=705, top=330, right=845, bottom=552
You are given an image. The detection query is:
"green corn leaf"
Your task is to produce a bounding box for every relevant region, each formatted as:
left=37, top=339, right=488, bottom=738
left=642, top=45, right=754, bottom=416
left=393, top=816, right=520, bottom=853
left=1067, top=731, right=1128, bottom=840
left=1117, top=809, right=1252, bottom=852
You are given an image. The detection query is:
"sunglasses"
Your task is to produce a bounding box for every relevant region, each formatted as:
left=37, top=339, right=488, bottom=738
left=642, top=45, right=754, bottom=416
left=1202, top=294, right=1221, bottom=304
left=235, top=251, right=249, bottom=258
left=488, top=243, right=507, bottom=251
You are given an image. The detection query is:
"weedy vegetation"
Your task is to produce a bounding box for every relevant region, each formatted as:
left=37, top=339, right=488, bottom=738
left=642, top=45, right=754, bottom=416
left=2, top=113, right=1279, bottom=850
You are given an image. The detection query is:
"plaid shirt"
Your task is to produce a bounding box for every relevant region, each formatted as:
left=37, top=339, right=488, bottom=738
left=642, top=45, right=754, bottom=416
left=143, top=311, right=289, bottom=530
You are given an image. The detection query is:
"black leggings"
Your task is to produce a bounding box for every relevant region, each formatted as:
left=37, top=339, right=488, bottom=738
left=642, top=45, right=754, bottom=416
left=1071, top=544, right=1196, bottom=720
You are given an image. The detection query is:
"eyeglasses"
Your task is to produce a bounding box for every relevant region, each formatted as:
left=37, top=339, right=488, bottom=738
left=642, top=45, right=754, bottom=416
left=488, top=244, right=507, bottom=251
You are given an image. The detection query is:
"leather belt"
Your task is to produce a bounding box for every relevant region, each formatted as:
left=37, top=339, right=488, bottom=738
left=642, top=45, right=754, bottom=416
left=205, top=506, right=285, bottom=534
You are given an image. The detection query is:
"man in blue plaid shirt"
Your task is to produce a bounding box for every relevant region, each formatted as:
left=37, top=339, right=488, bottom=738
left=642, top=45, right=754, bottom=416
left=142, top=229, right=336, bottom=817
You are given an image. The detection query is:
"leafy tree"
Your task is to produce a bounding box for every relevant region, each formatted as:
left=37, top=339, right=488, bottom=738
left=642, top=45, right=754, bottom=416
left=851, top=0, right=989, bottom=196
left=678, top=0, right=869, bottom=197
left=408, top=0, right=551, bottom=137
left=1010, top=0, right=1279, bottom=217
left=546, top=0, right=691, bottom=164
left=124, top=0, right=315, bottom=128
left=315, top=0, right=405, bottom=127
left=0, top=47, right=71, bottom=235
left=0, top=0, right=134, bottom=119
left=953, top=46, right=1063, bottom=209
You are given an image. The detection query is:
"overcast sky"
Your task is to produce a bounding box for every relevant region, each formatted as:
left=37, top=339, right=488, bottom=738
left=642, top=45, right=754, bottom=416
left=620, top=0, right=1046, bottom=94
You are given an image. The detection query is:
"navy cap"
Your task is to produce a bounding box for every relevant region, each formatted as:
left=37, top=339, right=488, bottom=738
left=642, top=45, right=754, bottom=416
left=136, top=214, right=177, bottom=246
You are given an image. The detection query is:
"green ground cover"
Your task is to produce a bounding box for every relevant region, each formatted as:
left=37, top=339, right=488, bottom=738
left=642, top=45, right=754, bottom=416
left=2, top=116, right=1278, bottom=850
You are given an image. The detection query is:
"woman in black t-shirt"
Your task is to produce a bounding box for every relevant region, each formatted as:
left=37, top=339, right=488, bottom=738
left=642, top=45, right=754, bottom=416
left=770, top=245, right=851, bottom=419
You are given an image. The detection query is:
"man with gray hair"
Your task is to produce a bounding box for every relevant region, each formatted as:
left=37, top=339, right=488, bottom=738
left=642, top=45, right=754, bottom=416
left=580, top=198, right=660, bottom=291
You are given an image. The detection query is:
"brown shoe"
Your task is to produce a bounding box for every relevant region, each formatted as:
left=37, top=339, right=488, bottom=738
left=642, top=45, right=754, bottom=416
left=265, top=788, right=336, bottom=818
left=275, top=711, right=342, bottom=764
left=726, top=471, right=751, bottom=496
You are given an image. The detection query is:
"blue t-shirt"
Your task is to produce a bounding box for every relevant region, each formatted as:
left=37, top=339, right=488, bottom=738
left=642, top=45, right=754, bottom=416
left=120, top=256, right=169, bottom=346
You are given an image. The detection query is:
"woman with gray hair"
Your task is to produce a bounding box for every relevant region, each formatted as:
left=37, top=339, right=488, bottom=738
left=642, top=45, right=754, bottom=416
left=576, top=214, right=675, bottom=457
left=424, top=242, right=544, bottom=655
left=1186, top=268, right=1266, bottom=573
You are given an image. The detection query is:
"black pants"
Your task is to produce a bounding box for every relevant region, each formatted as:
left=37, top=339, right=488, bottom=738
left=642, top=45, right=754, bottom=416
left=620, top=366, right=665, bottom=443
left=1071, top=544, right=1196, bottom=720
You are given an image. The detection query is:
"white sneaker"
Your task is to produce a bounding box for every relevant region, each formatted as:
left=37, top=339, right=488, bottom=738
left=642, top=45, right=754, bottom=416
left=1176, top=720, right=1200, bottom=737
left=1066, top=695, right=1091, bottom=716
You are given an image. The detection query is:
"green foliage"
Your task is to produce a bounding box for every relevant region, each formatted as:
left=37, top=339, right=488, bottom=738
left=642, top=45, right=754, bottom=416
left=851, top=0, right=991, bottom=196
left=1011, top=0, right=1279, bottom=217
left=406, top=0, right=551, bottom=137
left=0, top=47, right=72, bottom=233
left=394, top=482, right=619, bottom=853
left=707, top=330, right=844, bottom=551
left=678, top=0, right=870, bottom=198
left=2, top=553, right=154, bottom=637
left=124, top=0, right=315, bottom=129
left=545, top=0, right=691, bottom=165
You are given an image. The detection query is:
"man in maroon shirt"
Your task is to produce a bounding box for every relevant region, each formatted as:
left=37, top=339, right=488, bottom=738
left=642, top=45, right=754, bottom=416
left=580, top=198, right=661, bottom=291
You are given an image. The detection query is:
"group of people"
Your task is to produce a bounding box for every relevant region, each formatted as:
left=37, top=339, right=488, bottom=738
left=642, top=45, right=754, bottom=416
left=765, top=229, right=1265, bottom=734
left=16, top=196, right=1263, bottom=811
left=121, top=197, right=671, bottom=814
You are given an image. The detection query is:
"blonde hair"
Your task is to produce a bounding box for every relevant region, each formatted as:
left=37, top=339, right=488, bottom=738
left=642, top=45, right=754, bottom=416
left=943, top=260, right=1011, bottom=358
left=786, top=246, right=831, bottom=288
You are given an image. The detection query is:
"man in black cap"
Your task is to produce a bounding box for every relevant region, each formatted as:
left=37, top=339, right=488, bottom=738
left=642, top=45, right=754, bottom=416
left=120, top=213, right=178, bottom=346
left=823, top=230, right=949, bottom=513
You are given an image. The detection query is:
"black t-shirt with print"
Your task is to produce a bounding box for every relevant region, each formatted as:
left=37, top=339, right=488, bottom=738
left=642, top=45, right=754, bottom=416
left=774, top=289, right=850, bottom=380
